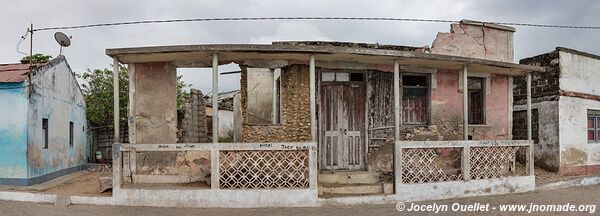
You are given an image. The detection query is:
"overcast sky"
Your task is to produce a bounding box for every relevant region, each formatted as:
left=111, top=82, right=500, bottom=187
left=2, top=0, right=600, bottom=93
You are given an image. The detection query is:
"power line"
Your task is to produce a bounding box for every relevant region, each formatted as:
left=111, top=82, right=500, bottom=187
left=31, top=17, right=600, bottom=32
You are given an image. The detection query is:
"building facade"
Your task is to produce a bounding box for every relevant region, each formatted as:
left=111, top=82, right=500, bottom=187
left=105, top=20, right=541, bottom=208
left=516, top=47, right=600, bottom=176
left=0, top=56, right=88, bottom=185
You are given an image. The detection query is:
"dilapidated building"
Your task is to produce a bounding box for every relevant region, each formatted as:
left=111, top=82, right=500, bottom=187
left=104, top=20, right=542, bottom=208
left=0, top=56, right=88, bottom=185
left=516, top=47, right=600, bottom=176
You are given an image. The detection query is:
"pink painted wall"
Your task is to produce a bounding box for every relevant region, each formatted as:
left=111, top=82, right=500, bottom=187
left=431, top=23, right=514, bottom=63
left=430, top=69, right=509, bottom=140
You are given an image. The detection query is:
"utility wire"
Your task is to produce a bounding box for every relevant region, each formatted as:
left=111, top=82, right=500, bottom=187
left=16, top=30, right=29, bottom=55
left=31, top=17, right=600, bottom=32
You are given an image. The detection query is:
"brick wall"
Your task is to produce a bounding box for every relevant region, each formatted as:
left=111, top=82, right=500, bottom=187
left=512, top=109, right=539, bottom=143
left=514, top=51, right=560, bottom=105
left=177, top=88, right=209, bottom=143
left=240, top=64, right=311, bottom=142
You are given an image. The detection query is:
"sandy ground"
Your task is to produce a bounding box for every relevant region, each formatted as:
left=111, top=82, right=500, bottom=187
left=43, top=171, right=112, bottom=196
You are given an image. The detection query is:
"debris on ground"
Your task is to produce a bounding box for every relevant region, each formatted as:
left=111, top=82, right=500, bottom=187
left=87, top=163, right=112, bottom=172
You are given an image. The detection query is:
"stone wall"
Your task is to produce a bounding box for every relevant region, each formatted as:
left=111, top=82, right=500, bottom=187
left=514, top=50, right=560, bottom=105
left=177, top=88, right=209, bottom=143
left=240, top=64, right=311, bottom=142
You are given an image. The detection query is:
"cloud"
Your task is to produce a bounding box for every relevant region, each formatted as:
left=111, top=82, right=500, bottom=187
left=249, top=21, right=331, bottom=44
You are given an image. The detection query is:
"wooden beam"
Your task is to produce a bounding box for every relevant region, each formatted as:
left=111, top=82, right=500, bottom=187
left=309, top=55, right=317, bottom=142
left=113, top=58, right=120, bottom=143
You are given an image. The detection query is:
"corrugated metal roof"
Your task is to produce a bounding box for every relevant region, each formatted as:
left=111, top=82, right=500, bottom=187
left=0, top=63, right=46, bottom=83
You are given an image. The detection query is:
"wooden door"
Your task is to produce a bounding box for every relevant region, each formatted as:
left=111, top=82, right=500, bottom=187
left=320, top=78, right=366, bottom=171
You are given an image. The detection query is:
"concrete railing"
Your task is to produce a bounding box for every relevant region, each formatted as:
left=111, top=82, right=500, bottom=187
left=396, top=140, right=534, bottom=184
left=113, top=142, right=318, bottom=190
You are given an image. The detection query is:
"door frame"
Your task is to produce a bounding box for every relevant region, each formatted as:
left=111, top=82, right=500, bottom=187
left=317, top=69, right=368, bottom=171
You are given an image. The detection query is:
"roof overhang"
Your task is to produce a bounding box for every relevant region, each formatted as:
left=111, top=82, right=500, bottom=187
left=106, top=44, right=543, bottom=76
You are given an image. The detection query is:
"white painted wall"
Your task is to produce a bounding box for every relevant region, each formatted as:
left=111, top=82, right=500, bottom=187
left=559, top=51, right=600, bottom=95
left=557, top=50, right=600, bottom=169
left=218, top=109, right=234, bottom=138
left=27, top=57, right=88, bottom=178
left=558, top=96, right=600, bottom=167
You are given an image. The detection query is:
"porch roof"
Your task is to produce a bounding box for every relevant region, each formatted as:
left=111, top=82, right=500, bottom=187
left=106, top=44, right=543, bottom=75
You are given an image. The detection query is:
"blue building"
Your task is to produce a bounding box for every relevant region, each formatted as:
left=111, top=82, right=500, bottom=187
left=0, top=56, right=88, bottom=185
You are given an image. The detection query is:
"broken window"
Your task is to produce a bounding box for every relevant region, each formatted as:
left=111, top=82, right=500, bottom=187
left=273, top=77, right=281, bottom=124
left=589, top=110, right=600, bottom=143
left=402, top=75, right=429, bottom=124
left=247, top=68, right=282, bottom=125
left=468, top=77, right=485, bottom=124
left=69, top=121, right=74, bottom=147
left=321, top=72, right=364, bottom=82
left=42, top=118, right=48, bottom=149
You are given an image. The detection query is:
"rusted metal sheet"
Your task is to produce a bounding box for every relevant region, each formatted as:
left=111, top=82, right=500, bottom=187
left=319, top=71, right=366, bottom=171
left=0, top=63, right=46, bottom=83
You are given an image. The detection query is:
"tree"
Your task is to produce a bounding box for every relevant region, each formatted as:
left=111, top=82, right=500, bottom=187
left=80, top=64, right=189, bottom=127
left=20, top=53, right=52, bottom=63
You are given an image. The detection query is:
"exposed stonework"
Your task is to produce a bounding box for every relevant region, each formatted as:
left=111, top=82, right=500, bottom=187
left=241, top=64, right=311, bottom=142
left=177, top=88, right=209, bottom=143
left=515, top=50, right=560, bottom=105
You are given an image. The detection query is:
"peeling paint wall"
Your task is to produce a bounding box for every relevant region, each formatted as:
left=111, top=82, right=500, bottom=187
left=132, top=62, right=177, bottom=144
left=431, top=22, right=514, bottom=62
left=518, top=49, right=600, bottom=175
left=27, top=57, right=88, bottom=178
left=558, top=96, right=600, bottom=175
left=131, top=62, right=210, bottom=184
left=557, top=50, right=600, bottom=175
left=0, top=82, right=28, bottom=178
left=427, top=69, right=510, bottom=140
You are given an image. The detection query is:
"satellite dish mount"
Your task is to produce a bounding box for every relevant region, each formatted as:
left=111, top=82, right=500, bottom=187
left=54, top=32, right=71, bottom=56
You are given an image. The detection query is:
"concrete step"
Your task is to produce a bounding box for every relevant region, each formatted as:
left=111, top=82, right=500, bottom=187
left=318, top=171, right=379, bottom=184
left=319, top=183, right=384, bottom=196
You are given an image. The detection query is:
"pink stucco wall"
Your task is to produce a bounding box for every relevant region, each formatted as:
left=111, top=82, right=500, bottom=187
left=431, top=69, right=509, bottom=140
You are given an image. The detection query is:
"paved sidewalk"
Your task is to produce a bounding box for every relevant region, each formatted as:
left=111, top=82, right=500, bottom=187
left=1, top=184, right=599, bottom=216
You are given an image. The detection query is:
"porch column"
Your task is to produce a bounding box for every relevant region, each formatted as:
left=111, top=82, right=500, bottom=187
left=462, top=65, right=471, bottom=181
left=113, top=58, right=120, bottom=143
left=393, top=60, right=402, bottom=189
left=462, top=65, right=468, bottom=140
left=526, top=72, right=534, bottom=175
left=211, top=53, right=220, bottom=189
left=526, top=72, right=532, bottom=140
left=212, top=54, right=219, bottom=143
left=309, top=55, right=317, bottom=142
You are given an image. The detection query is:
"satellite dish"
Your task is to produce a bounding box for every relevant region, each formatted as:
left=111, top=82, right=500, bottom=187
left=54, top=32, right=71, bottom=55
left=54, top=32, right=71, bottom=47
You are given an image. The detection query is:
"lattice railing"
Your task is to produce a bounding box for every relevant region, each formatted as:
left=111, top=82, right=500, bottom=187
left=115, top=142, right=317, bottom=190
left=402, top=148, right=462, bottom=183
left=398, top=140, right=533, bottom=184
left=219, top=150, right=309, bottom=189
left=470, top=146, right=519, bottom=179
